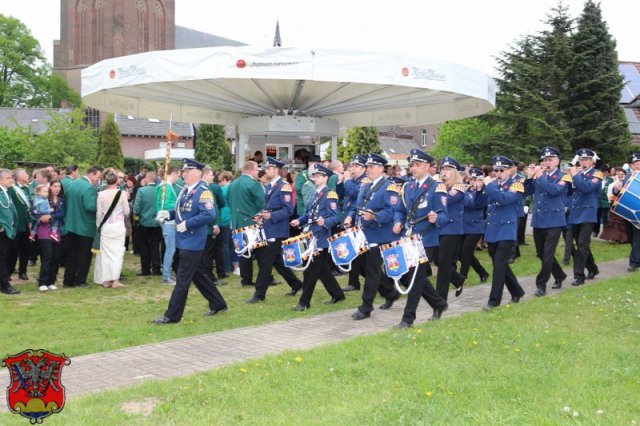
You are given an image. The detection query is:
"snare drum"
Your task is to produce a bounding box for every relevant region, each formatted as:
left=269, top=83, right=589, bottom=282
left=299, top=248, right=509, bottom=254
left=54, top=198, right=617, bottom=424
left=282, top=232, right=318, bottom=269
left=328, top=226, right=369, bottom=267
left=612, top=171, right=640, bottom=229
left=380, top=235, right=428, bottom=279
left=232, top=224, right=267, bottom=256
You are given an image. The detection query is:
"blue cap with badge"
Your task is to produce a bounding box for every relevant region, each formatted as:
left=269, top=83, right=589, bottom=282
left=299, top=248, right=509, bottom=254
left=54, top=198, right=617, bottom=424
left=311, top=163, right=334, bottom=177
left=492, top=156, right=515, bottom=169
left=577, top=148, right=596, bottom=159
left=350, top=155, right=367, bottom=167
left=629, top=152, right=640, bottom=164
left=264, top=156, right=285, bottom=168
left=366, top=153, right=388, bottom=166
left=540, top=146, right=560, bottom=159
left=440, top=156, right=464, bottom=171
left=182, top=158, right=205, bottom=170
left=408, top=148, right=435, bottom=164
left=468, top=167, right=483, bottom=178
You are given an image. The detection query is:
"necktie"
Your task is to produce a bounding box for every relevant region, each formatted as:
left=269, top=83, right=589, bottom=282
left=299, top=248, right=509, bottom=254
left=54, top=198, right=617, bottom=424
left=264, top=183, right=271, bottom=194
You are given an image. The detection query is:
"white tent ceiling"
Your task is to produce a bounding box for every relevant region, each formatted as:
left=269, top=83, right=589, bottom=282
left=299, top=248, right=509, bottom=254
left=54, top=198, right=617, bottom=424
left=82, top=46, right=496, bottom=128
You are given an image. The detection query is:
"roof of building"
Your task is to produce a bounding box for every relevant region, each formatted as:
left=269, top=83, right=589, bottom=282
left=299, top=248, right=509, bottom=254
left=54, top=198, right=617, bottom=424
left=380, top=136, right=422, bottom=162
left=175, top=25, right=245, bottom=49
left=624, top=107, right=640, bottom=135
left=620, top=62, right=640, bottom=105
left=0, top=107, right=72, bottom=134
left=115, top=114, right=194, bottom=138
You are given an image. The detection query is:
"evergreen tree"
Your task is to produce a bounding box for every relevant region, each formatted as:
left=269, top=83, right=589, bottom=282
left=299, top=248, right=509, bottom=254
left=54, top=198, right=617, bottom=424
left=566, top=0, right=631, bottom=165
left=341, top=127, right=382, bottom=164
left=95, top=114, right=124, bottom=170
left=195, top=124, right=233, bottom=171
left=431, top=118, right=503, bottom=165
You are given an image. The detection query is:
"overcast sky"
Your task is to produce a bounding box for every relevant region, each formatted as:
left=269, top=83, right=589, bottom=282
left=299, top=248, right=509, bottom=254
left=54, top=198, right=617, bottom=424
left=3, top=0, right=638, bottom=76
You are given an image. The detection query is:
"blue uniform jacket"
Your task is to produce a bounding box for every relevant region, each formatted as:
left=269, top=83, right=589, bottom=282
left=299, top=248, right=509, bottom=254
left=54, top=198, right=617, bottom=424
left=354, top=178, right=399, bottom=244
left=513, top=174, right=526, bottom=217
left=262, top=177, right=294, bottom=239
left=394, top=176, right=447, bottom=247
left=297, top=187, right=338, bottom=249
left=439, top=183, right=465, bottom=235
left=171, top=181, right=216, bottom=251
left=484, top=177, right=524, bottom=243
left=524, top=169, right=571, bottom=229
left=343, top=174, right=369, bottom=222
left=568, top=168, right=603, bottom=225
left=463, top=188, right=487, bottom=235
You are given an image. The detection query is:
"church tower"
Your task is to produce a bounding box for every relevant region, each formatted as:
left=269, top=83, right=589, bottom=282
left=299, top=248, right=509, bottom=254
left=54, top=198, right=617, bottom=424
left=54, top=0, right=175, bottom=92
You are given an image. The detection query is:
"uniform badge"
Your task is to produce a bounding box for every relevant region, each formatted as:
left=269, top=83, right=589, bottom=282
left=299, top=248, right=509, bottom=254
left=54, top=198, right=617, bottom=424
left=204, top=201, right=214, bottom=210
left=441, top=196, right=447, bottom=206
left=330, top=202, right=337, bottom=210
left=2, top=349, right=71, bottom=423
left=390, top=196, right=398, bottom=205
left=284, top=194, right=291, bottom=203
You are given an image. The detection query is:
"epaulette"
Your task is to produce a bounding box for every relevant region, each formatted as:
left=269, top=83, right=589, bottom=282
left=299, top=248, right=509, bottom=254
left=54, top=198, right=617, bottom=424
left=199, top=189, right=214, bottom=200
left=435, top=183, right=447, bottom=193
left=561, top=174, right=573, bottom=183
left=386, top=184, right=400, bottom=193
left=453, top=183, right=466, bottom=192
left=509, top=182, right=524, bottom=193
left=326, top=190, right=339, bottom=199
left=281, top=183, right=292, bottom=192
left=593, top=171, right=604, bottom=180
left=361, top=177, right=372, bottom=184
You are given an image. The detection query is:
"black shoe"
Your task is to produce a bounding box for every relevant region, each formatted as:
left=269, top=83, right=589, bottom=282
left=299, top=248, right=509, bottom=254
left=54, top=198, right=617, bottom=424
left=324, top=296, right=345, bottom=305
left=351, top=310, right=371, bottom=320
left=137, top=272, right=151, bottom=277
left=393, top=321, right=412, bottom=330
left=293, top=303, right=309, bottom=312
left=628, top=265, right=639, bottom=272
left=342, top=285, right=360, bottom=292
left=285, top=288, right=300, bottom=296
left=18, top=273, right=29, bottom=281
left=534, top=289, right=546, bottom=297
left=75, top=282, right=87, bottom=287
left=586, top=270, right=599, bottom=280
left=241, top=282, right=255, bottom=287
left=479, top=273, right=489, bottom=283
left=507, top=257, right=515, bottom=264
left=153, top=316, right=178, bottom=324
left=482, top=304, right=497, bottom=311
left=245, top=296, right=263, bottom=304
left=571, top=278, right=584, bottom=286
left=455, top=282, right=464, bottom=298
left=511, top=294, right=523, bottom=303
left=269, top=279, right=282, bottom=286
left=152, top=270, right=162, bottom=276
left=1, top=286, right=20, bottom=295
left=204, top=307, right=228, bottom=316
left=430, top=303, right=448, bottom=321
left=379, top=293, right=400, bottom=310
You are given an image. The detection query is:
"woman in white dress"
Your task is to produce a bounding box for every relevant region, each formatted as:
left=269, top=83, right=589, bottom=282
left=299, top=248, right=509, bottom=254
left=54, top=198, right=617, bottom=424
left=94, top=170, right=130, bottom=288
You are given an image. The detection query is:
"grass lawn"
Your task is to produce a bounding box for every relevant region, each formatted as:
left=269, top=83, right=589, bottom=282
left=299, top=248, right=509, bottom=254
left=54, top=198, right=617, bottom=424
left=2, top=272, right=637, bottom=425
left=0, top=239, right=630, bottom=357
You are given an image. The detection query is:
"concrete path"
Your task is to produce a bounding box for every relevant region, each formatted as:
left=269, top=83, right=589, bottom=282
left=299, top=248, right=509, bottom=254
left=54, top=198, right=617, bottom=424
left=0, top=258, right=631, bottom=407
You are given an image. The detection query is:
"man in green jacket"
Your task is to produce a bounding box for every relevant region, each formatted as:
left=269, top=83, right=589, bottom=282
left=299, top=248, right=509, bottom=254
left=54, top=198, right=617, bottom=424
left=7, top=169, right=33, bottom=281
left=227, top=161, right=263, bottom=286
left=156, top=166, right=180, bottom=284
left=63, top=166, right=102, bottom=287
left=134, top=171, right=162, bottom=276
left=0, top=169, right=20, bottom=294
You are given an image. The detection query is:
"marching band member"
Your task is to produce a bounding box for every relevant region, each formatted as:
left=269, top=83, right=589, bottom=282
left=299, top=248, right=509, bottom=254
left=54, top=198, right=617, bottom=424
left=524, top=147, right=571, bottom=295
left=392, top=149, right=448, bottom=329
left=611, top=152, right=640, bottom=272
left=246, top=157, right=303, bottom=304
left=483, top=156, right=526, bottom=310
left=459, top=167, right=489, bottom=284
left=567, top=149, right=602, bottom=286
left=290, top=164, right=345, bottom=311
left=345, top=154, right=400, bottom=320
left=153, top=159, right=227, bottom=324
left=435, top=157, right=466, bottom=301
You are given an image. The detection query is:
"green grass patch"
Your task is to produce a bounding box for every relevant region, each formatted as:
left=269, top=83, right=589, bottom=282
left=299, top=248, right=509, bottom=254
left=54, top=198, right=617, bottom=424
left=2, top=273, right=637, bottom=425
left=0, top=239, right=630, bottom=357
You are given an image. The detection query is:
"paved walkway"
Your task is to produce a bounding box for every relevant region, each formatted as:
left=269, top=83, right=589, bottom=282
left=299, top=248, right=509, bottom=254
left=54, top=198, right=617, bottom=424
left=0, top=258, right=630, bottom=407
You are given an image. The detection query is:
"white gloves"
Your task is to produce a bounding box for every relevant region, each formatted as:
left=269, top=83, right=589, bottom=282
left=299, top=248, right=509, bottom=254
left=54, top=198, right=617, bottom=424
left=176, top=221, right=187, bottom=233
left=156, top=210, right=170, bottom=223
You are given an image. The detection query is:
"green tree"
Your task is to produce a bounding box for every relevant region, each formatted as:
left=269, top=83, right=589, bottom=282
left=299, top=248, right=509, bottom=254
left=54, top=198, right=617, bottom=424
left=566, top=0, right=631, bottom=165
left=195, top=124, right=233, bottom=170
left=96, top=114, right=124, bottom=170
left=340, top=127, right=382, bottom=164
left=431, top=118, right=503, bottom=165
left=0, top=125, right=28, bottom=168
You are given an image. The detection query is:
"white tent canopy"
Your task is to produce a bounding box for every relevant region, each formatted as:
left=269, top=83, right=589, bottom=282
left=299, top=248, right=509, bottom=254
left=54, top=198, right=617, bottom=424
left=82, top=46, right=496, bottom=128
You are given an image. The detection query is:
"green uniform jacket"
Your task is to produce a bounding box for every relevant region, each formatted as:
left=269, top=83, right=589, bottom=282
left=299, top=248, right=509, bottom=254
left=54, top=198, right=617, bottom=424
left=227, top=174, right=264, bottom=229
left=156, top=182, right=177, bottom=212
left=134, top=184, right=160, bottom=227
left=64, top=176, right=98, bottom=238
left=8, top=185, right=31, bottom=233
left=61, top=176, right=75, bottom=196
left=0, top=188, right=18, bottom=239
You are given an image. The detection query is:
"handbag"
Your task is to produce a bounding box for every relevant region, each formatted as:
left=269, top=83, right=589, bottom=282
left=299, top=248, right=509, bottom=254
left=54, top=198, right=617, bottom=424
left=91, top=190, right=122, bottom=254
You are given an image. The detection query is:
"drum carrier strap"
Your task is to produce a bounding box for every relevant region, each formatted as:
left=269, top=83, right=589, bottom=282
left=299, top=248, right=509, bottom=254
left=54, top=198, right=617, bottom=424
left=405, top=179, right=434, bottom=236
left=355, top=178, right=386, bottom=226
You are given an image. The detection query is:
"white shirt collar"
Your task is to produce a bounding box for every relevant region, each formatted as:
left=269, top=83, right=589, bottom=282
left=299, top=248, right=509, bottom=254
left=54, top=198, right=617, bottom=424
left=371, top=175, right=384, bottom=186
left=270, top=176, right=281, bottom=185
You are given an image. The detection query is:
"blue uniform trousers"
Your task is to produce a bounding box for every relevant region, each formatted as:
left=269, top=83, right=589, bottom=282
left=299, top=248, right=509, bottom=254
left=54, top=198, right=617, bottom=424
left=533, top=227, right=566, bottom=289
left=487, top=241, right=525, bottom=306
left=254, top=239, right=302, bottom=300
left=628, top=223, right=640, bottom=268
left=298, top=250, right=344, bottom=307
left=572, top=223, right=598, bottom=279
left=400, top=247, right=447, bottom=325
left=358, top=247, right=399, bottom=315
left=459, top=234, right=488, bottom=281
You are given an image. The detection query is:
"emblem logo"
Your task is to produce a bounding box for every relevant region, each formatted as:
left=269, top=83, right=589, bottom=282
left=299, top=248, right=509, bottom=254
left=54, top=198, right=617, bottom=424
left=385, top=254, right=400, bottom=271
left=284, top=248, right=296, bottom=262
left=335, top=242, right=349, bottom=259
left=401, top=67, right=409, bottom=77
left=2, top=349, right=71, bottom=423
left=108, top=69, right=116, bottom=79
left=236, top=59, right=246, bottom=68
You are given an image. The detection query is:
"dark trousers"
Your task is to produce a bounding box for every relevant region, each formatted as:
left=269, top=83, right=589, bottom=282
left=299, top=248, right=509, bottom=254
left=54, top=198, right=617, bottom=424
left=214, top=226, right=231, bottom=275
left=562, top=225, right=575, bottom=263
left=595, top=207, right=609, bottom=235
left=435, top=235, right=464, bottom=302
left=487, top=241, right=524, bottom=306
left=459, top=234, right=488, bottom=281
left=164, top=249, right=227, bottom=322
left=202, top=234, right=218, bottom=281
left=240, top=254, right=254, bottom=286
left=358, top=246, right=399, bottom=314
left=401, top=246, right=447, bottom=325
left=0, top=233, right=10, bottom=290
left=517, top=214, right=528, bottom=244
left=347, top=254, right=363, bottom=289
left=254, top=239, right=303, bottom=300
left=137, top=225, right=162, bottom=274
left=38, top=239, right=62, bottom=287
left=298, top=250, right=344, bottom=307
left=7, top=230, right=30, bottom=275
left=63, top=232, right=94, bottom=286
left=572, top=223, right=598, bottom=279
left=628, top=222, right=640, bottom=267
left=533, top=227, right=566, bottom=290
